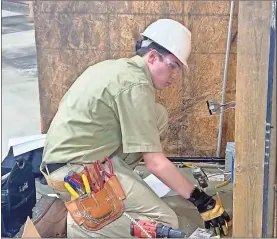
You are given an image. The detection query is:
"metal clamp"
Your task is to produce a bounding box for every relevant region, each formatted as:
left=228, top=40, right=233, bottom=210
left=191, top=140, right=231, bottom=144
left=206, top=99, right=236, bottom=115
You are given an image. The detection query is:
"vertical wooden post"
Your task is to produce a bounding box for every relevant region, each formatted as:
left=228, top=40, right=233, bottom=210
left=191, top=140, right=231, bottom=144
left=233, top=1, right=273, bottom=237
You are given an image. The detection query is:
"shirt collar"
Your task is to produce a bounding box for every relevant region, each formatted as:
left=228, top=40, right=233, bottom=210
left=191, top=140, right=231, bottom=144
left=130, top=55, right=153, bottom=86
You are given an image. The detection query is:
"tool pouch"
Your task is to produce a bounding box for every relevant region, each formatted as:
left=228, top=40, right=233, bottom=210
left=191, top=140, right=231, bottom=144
left=64, top=169, right=126, bottom=231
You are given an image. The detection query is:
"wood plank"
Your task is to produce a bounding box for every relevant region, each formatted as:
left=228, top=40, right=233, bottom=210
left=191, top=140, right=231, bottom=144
left=233, top=1, right=272, bottom=237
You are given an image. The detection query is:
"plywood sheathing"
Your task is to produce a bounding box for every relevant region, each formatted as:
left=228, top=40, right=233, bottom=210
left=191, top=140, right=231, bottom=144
left=33, top=1, right=238, bottom=157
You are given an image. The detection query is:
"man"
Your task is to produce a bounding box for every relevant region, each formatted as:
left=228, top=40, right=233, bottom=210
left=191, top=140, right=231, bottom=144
left=40, top=19, right=231, bottom=237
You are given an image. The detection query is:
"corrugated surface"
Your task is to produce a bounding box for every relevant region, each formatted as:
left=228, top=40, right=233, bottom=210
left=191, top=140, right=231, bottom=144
left=33, top=1, right=238, bottom=157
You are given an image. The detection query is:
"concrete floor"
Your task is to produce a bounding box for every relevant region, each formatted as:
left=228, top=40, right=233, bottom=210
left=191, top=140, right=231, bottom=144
left=139, top=166, right=233, bottom=237
left=35, top=165, right=233, bottom=238
left=1, top=9, right=41, bottom=159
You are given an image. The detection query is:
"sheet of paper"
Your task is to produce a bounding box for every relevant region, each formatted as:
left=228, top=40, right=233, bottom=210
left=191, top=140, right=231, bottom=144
left=8, top=134, right=46, bottom=156
left=206, top=173, right=225, bottom=182
left=143, top=174, right=179, bottom=198
left=143, top=174, right=172, bottom=198
left=189, top=227, right=214, bottom=238
left=8, top=134, right=46, bottom=147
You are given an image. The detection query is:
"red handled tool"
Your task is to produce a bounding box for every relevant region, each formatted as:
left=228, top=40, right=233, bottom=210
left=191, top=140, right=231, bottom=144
left=92, top=161, right=104, bottom=190
left=92, top=157, right=115, bottom=191
left=96, top=157, right=115, bottom=182
left=130, top=219, right=185, bottom=238
left=64, top=175, right=84, bottom=195
left=68, top=171, right=83, bottom=186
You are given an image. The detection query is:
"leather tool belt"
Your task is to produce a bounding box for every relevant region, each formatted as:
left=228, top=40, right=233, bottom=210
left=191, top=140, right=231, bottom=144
left=41, top=163, right=69, bottom=193
left=64, top=157, right=126, bottom=231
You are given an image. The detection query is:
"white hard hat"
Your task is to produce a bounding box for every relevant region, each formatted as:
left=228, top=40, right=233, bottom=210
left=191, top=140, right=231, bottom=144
left=141, top=19, right=192, bottom=68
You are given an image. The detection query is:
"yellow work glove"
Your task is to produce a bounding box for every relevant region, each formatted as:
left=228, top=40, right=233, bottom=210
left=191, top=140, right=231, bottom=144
left=188, top=187, right=232, bottom=236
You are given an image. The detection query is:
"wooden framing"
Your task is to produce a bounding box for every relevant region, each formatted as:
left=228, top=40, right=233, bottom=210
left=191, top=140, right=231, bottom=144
left=233, top=1, right=275, bottom=237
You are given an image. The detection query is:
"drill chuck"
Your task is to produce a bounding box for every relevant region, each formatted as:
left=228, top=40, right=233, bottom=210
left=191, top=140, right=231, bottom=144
left=156, top=223, right=185, bottom=238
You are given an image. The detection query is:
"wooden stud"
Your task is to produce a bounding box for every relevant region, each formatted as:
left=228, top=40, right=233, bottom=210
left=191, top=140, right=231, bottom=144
left=233, top=1, right=273, bottom=237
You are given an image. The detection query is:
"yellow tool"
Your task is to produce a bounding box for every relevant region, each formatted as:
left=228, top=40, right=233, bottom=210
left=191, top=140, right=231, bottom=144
left=216, top=192, right=232, bottom=235
left=64, top=182, right=79, bottom=199
left=82, top=174, right=91, bottom=193
left=183, top=162, right=194, bottom=168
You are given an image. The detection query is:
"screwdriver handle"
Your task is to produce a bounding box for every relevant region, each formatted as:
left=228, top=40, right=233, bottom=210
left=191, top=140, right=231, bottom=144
left=82, top=174, right=91, bottom=193
left=64, top=175, right=84, bottom=195
left=71, top=174, right=83, bottom=186
left=84, top=166, right=93, bottom=185
left=83, top=166, right=98, bottom=193
left=64, top=182, right=79, bottom=199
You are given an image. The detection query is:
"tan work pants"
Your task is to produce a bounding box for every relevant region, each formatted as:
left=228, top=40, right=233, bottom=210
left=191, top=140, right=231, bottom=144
left=42, top=104, right=188, bottom=237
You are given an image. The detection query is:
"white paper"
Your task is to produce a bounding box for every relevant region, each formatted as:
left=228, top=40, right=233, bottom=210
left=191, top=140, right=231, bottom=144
left=8, top=134, right=46, bottom=156
left=143, top=174, right=172, bottom=198
left=206, top=173, right=225, bottom=182
left=189, top=227, right=214, bottom=238
left=143, top=174, right=179, bottom=198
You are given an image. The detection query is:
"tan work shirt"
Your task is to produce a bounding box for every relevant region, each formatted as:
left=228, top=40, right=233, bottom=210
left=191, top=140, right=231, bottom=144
left=41, top=55, right=162, bottom=167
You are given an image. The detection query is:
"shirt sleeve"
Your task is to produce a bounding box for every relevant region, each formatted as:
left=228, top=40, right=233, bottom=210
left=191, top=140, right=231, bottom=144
left=114, top=83, right=163, bottom=153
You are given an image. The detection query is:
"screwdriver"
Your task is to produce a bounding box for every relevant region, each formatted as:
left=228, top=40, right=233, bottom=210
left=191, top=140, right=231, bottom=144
left=64, top=175, right=85, bottom=195
left=83, top=166, right=98, bottom=193
left=64, top=182, right=79, bottom=199
left=82, top=174, right=91, bottom=194
left=68, top=171, right=83, bottom=186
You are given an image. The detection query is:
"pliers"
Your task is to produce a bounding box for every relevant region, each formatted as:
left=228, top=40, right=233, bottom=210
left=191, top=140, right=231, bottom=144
left=93, top=157, right=115, bottom=191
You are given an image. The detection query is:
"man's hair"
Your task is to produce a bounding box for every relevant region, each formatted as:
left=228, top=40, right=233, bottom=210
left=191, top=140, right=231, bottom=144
left=136, top=40, right=172, bottom=57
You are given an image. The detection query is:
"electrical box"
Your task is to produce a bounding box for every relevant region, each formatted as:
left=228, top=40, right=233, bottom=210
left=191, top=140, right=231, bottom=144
left=225, top=142, right=235, bottom=183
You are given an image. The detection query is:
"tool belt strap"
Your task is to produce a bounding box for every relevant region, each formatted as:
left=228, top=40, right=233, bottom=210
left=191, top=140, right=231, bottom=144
left=40, top=166, right=69, bottom=193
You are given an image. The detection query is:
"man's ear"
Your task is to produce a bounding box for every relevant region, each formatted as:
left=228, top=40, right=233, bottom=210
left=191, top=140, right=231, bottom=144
left=147, top=50, right=158, bottom=65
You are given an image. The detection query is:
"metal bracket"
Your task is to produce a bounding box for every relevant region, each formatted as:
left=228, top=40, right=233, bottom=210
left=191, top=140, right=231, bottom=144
left=206, top=99, right=236, bottom=115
